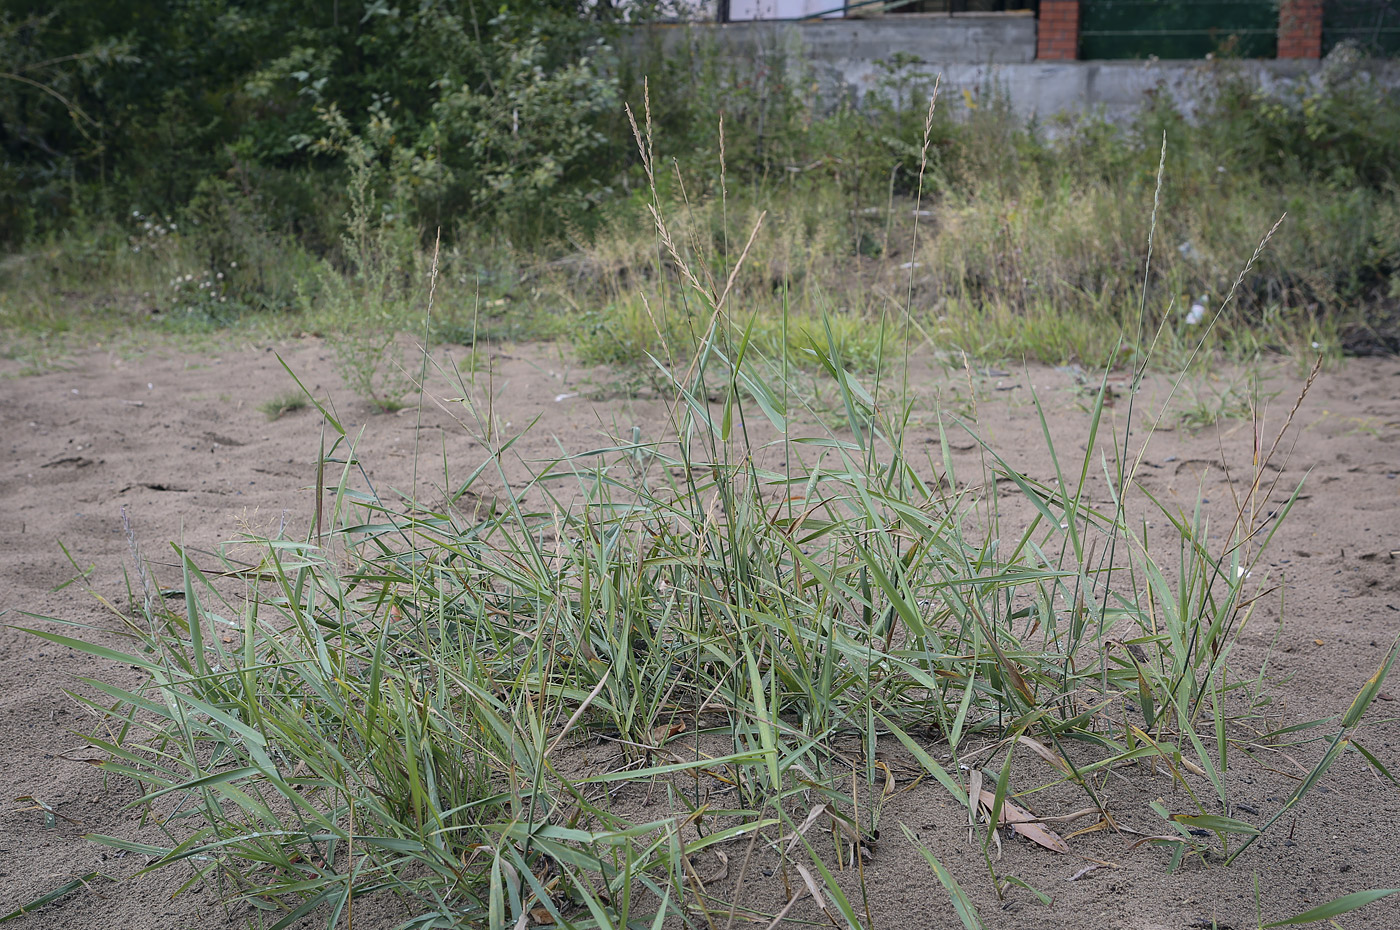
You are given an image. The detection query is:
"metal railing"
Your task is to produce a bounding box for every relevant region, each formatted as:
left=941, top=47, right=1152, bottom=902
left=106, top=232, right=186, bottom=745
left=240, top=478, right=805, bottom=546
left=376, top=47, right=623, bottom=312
left=1324, top=0, right=1400, bottom=54
left=1079, top=0, right=1280, bottom=58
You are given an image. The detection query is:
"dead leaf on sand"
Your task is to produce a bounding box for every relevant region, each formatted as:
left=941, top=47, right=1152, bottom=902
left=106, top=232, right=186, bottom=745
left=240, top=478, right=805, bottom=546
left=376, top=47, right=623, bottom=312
left=978, top=788, right=1071, bottom=854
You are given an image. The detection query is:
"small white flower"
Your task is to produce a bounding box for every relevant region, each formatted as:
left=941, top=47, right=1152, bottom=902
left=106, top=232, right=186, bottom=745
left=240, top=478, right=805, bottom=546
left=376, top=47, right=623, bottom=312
left=169, top=223, right=177, bottom=230
left=185, top=273, right=193, bottom=281
left=216, top=272, right=223, bottom=280
left=230, top=261, right=238, bottom=268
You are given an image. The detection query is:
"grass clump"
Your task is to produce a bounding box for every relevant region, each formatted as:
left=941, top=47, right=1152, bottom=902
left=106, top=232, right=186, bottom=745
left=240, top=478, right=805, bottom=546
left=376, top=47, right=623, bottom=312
left=258, top=390, right=309, bottom=420
left=39, top=315, right=1397, bottom=928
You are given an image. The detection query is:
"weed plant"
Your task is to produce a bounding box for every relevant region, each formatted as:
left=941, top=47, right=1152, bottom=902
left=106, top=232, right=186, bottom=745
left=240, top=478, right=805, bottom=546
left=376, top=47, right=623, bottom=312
left=307, top=150, right=428, bottom=412
left=20, top=104, right=1400, bottom=930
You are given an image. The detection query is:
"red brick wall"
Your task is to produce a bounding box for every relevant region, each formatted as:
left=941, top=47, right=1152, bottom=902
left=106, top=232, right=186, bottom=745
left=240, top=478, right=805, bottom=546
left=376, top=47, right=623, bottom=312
left=1037, top=0, right=1080, bottom=60
left=1278, top=0, right=1323, bottom=58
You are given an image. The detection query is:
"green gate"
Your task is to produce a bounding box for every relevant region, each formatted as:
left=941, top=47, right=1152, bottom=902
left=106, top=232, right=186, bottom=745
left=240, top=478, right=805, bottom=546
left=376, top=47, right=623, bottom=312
left=1080, top=0, right=1281, bottom=59
left=1323, top=0, right=1400, bottom=54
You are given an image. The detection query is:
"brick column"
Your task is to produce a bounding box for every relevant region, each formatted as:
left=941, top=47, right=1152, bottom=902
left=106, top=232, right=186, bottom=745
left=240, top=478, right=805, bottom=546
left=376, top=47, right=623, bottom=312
left=1037, top=0, right=1080, bottom=60
left=1278, top=0, right=1323, bottom=59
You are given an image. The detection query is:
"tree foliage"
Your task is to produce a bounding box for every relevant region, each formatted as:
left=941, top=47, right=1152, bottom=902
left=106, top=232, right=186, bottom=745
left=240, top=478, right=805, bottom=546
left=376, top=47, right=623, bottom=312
left=0, top=0, right=625, bottom=245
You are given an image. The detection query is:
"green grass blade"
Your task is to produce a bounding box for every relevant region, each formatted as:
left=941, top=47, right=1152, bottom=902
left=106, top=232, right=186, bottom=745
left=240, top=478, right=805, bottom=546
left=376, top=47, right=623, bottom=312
left=879, top=716, right=967, bottom=806
left=1262, top=888, right=1400, bottom=926
left=0, top=873, right=109, bottom=924
left=1342, top=636, right=1399, bottom=728
left=900, top=823, right=986, bottom=930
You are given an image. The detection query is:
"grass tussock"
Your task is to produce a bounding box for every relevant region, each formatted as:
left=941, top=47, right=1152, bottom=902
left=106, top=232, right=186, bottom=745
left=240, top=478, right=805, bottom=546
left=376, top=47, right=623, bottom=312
left=258, top=390, right=309, bottom=421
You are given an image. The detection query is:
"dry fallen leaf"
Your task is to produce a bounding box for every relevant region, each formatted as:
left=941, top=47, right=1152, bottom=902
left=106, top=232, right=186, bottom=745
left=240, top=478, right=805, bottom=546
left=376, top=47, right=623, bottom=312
left=877, top=759, right=896, bottom=796
left=700, top=850, right=729, bottom=885
left=1017, top=734, right=1071, bottom=775
left=650, top=719, right=686, bottom=744
left=794, top=863, right=832, bottom=919
left=785, top=802, right=862, bottom=858
left=1065, top=818, right=1113, bottom=840
left=1067, top=862, right=1117, bottom=881
left=528, top=906, right=555, bottom=926
left=967, top=769, right=984, bottom=837
left=786, top=803, right=830, bottom=854
left=978, top=788, right=1071, bottom=854
left=1179, top=756, right=1208, bottom=777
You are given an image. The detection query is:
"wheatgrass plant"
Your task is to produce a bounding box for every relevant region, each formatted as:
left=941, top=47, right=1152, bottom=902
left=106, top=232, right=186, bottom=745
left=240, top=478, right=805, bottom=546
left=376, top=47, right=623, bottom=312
left=23, top=99, right=1400, bottom=930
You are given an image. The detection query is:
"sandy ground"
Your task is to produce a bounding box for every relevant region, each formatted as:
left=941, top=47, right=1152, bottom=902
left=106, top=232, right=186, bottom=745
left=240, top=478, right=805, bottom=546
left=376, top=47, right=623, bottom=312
left=2, top=336, right=1399, bottom=930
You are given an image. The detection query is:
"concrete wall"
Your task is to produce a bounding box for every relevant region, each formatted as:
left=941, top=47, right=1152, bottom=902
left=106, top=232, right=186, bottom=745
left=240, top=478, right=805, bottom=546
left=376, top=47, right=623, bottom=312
left=646, top=15, right=1038, bottom=69
left=639, top=21, right=1400, bottom=124
left=936, top=57, right=1400, bottom=124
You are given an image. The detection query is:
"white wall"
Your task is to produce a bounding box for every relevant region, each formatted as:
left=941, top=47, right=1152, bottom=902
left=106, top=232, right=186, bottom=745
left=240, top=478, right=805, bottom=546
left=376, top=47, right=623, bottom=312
left=639, top=23, right=1400, bottom=125
left=728, top=0, right=846, bottom=21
